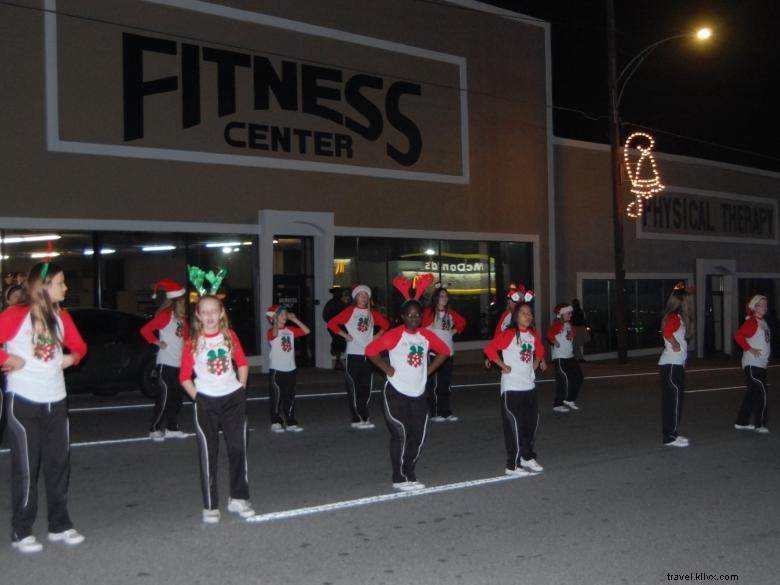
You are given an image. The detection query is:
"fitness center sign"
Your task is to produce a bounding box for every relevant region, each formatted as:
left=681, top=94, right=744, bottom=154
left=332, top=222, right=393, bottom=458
left=45, top=0, right=469, bottom=182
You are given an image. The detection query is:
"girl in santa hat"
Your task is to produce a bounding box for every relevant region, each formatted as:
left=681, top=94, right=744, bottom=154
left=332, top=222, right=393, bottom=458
left=140, top=279, right=189, bottom=441
left=658, top=283, right=694, bottom=448
left=327, top=284, right=390, bottom=429
left=267, top=304, right=310, bottom=432
left=734, top=294, right=772, bottom=434
left=366, top=274, right=450, bottom=491
left=547, top=303, right=583, bottom=413
left=423, top=283, right=466, bottom=422
left=0, top=262, right=88, bottom=552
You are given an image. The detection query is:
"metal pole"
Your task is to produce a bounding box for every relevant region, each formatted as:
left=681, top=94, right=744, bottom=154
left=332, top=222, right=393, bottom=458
left=607, top=0, right=628, bottom=362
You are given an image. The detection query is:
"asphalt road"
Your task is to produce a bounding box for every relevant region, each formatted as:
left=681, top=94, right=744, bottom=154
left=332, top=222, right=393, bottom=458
left=0, top=357, right=778, bottom=585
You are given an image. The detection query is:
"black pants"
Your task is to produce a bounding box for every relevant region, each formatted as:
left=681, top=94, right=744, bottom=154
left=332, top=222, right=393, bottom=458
left=149, top=364, right=185, bottom=432
left=6, top=394, right=74, bottom=541
left=501, top=390, right=538, bottom=469
left=553, top=357, right=583, bottom=406
left=382, top=383, right=429, bottom=483
left=269, top=369, right=298, bottom=426
left=426, top=355, right=454, bottom=417
left=660, top=364, right=685, bottom=443
left=345, top=354, right=373, bottom=423
left=737, top=366, right=769, bottom=428
left=193, top=389, right=249, bottom=510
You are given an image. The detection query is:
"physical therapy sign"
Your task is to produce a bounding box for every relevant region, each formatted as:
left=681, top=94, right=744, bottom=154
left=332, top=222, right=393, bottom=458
left=44, top=0, right=469, bottom=183
left=637, top=187, right=778, bottom=245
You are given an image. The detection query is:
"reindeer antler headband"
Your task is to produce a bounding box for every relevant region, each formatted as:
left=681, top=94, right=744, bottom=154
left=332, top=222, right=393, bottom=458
left=393, top=273, right=434, bottom=307
left=188, top=265, right=228, bottom=296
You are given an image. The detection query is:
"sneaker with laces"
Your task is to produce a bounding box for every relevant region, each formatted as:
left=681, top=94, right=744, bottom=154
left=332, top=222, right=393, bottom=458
left=48, top=529, right=85, bottom=545
left=270, top=423, right=285, bottom=433
left=149, top=430, right=165, bottom=442
left=505, top=467, right=530, bottom=477
left=563, top=400, right=579, bottom=410
left=202, top=509, right=221, bottom=524
left=445, top=415, right=460, bottom=422
left=12, top=535, right=43, bottom=553
left=286, top=424, right=304, bottom=432
left=357, top=420, right=376, bottom=429
left=430, top=416, right=446, bottom=422
left=520, top=457, right=544, bottom=472
left=227, top=498, right=255, bottom=518
left=734, top=423, right=756, bottom=430
left=664, top=436, right=690, bottom=447
left=552, top=405, right=570, bottom=413
left=164, top=429, right=188, bottom=439
left=755, top=426, right=770, bottom=434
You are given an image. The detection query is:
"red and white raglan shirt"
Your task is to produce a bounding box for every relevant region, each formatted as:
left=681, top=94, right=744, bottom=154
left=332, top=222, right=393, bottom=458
left=179, top=330, right=247, bottom=397
left=0, top=305, right=87, bottom=403
left=365, top=326, right=450, bottom=397
left=494, top=310, right=513, bottom=338
left=546, top=321, right=575, bottom=360
left=422, top=307, right=466, bottom=356
left=735, top=315, right=771, bottom=369
left=327, top=306, right=390, bottom=356
left=140, top=307, right=189, bottom=367
left=658, top=313, right=687, bottom=366
left=484, top=327, right=545, bottom=393
left=267, top=325, right=307, bottom=372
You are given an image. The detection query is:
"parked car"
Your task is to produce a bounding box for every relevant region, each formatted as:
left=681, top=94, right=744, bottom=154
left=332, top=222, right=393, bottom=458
left=64, top=307, right=159, bottom=398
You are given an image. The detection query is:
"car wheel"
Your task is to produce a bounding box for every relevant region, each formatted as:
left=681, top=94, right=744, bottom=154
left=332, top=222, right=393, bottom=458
left=140, top=359, right=160, bottom=400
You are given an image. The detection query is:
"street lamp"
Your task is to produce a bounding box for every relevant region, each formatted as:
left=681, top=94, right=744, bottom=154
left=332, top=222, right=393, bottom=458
left=606, top=0, right=711, bottom=362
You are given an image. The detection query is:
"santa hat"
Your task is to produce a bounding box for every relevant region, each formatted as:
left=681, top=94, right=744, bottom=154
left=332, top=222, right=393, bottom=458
left=508, top=284, right=534, bottom=303
left=266, top=304, right=287, bottom=322
left=745, top=294, right=767, bottom=317
left=153, top=279, right=186, bottom=299
left=351, top=284, right=371, bottom=299
left=554, top=303, right=573, bottom=318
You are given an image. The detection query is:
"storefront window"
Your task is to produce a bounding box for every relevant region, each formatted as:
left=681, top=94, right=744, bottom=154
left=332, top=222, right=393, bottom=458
left=438, top=240, right=491, bottom=341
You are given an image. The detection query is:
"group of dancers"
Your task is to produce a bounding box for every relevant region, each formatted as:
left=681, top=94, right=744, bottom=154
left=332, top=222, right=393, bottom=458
left=0, top=263, right=772, bottom=553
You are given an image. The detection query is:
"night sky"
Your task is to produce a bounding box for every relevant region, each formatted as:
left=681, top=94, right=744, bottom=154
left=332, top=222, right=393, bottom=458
left=477, top=0, right=780, bottom=172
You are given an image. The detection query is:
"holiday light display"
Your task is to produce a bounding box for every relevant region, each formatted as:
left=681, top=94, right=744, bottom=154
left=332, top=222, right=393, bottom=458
left=623, top=131, right=665, bottom=218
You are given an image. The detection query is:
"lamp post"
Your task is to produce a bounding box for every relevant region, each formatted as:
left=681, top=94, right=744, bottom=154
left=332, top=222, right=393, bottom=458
left=606, top=0, right=711, bottom=362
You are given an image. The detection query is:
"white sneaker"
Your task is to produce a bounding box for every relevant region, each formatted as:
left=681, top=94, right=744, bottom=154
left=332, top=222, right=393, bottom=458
left=202, top=509, right=221, bottom=524
left=270, top=423, right=285, bottom=433
left=164, top=429, right=188, bottom=439
left=350, top=422, right=362, bottom=428
left=227, top=498, right=255, bottom=518
left=430, top=416, right=446, bottom=422
left=505, top=467, right=530, bottom=477
left=408, top=481, right=425, bottom=490
left=357, top=420, right=376, bottom=429
left=755, top=427, right=770, bottom=434
left=12, top=535, right=43, bottom=553
left=48, top=529, right=85, bottom=545
left=563, top=400, right=579, bottom=410
left=149, top=430, right=165, bottom=442
left=520, top=458, right=544, bottom=472
left=734, top=423, right=756, bottom=430
left=552, top=405, right=570, bottom=413
left=286, top=425, right=304, bottom=432
left=664, top=436, right=690, bottom=447
left=392, top=481, right=420, bottom=491
left=445, top=415, right=460, bottom=422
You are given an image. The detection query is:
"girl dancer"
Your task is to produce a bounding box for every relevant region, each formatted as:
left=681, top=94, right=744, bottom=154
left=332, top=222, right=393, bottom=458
left=179, top=295, right=253, bottom=523
left=658, top=283, right=694, bottom=447
left=484, top=291, right=546, bottom=475
left=547, top=303, right=583, bottom=412
left=734, top=294, right=771, bottom=433
left=0, top=262, right=87, bottom=552
left=366, top=274, right=450, bottom=491
left=328, top=284, right=390, bottom=429
left=267, top=304, right=310, bottom=433
left=140, top=279, right=189, bottom=441
left=423, top=283, right=466, bottom=421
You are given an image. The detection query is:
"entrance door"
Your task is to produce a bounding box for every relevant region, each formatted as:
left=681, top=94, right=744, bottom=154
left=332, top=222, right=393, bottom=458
left=273, top=236, right=315, bottom=367
left=704, top=275, right=724, bottom=354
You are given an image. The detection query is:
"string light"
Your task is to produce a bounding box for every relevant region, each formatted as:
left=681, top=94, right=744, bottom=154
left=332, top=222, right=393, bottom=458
left=623, top=131, right=665, bottom=218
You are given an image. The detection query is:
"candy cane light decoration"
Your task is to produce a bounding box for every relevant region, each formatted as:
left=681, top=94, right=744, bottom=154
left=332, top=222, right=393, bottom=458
left=623, top=131, right=665, bottom=218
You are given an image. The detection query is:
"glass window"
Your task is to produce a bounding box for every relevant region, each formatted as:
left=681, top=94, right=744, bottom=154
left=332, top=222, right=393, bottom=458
left=386, top=238, right=439, bottom=324
left=333, top=236, right=357, bottom=289
left=438, top=240, right=491, bottom=341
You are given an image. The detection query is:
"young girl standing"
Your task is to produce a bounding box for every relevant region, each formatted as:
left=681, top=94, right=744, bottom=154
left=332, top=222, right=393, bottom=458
left=179, top=295, right=253, bottom=523
left=484, top=296, right=546, bottom=475
left=547, top=303, right=583, bottom=413
left=140, top=279, right=189, bottom=441
left=422, top=284, right=466, bottom=422
left=267, top=305, right=310, bottom=433
left=0, top=262, right=87, bottom=552
left=327, top=284, right=390, bottom=429
left=734, top=294, right=771, bottom=434
left=658, top=283, right=694, bottom=447
left=366, top=274, right=450, bottom=491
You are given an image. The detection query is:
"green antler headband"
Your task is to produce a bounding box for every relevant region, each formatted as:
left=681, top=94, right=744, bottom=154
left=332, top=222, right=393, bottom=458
left=187, top=265, right=228, bottom=296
